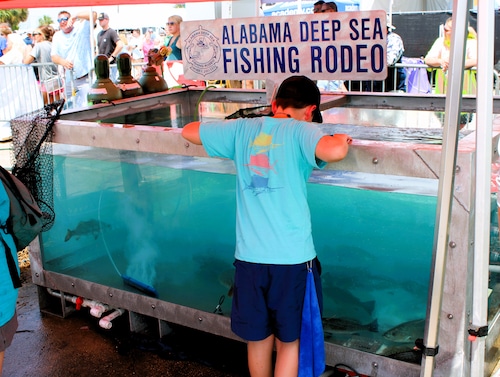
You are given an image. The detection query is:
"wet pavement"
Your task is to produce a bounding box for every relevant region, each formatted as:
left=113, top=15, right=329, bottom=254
left=3, top=265, right=250, bottom=377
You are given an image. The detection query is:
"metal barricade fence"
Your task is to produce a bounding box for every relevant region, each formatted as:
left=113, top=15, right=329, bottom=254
left=345, top=61, right=499, bottom=95
left=30, top=62, right=67, bottom=105
left=1, top=61, right=498, bottom=141
left=0, top=62, right=66, bottom=120
left=0, top=62, right=66, bottom=141
left=0, top=64, right=40, bottom=140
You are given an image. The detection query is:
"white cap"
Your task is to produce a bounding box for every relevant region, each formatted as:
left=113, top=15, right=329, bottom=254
left=387, top=16, right=396, bottom=30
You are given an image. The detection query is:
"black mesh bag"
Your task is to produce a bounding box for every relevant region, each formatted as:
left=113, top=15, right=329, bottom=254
left=9, top=99, right=65, bottom=232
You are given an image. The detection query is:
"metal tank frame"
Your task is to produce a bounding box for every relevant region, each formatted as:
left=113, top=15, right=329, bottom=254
left=27, top=86, right=500, bottom=377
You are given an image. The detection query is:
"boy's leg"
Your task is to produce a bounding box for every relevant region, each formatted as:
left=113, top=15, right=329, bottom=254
left=274, top=338, right=299, bottom=377
left=247, top=334, right=275, bottom=377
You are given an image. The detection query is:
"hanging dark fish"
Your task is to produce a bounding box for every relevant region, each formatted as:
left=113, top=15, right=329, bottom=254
left=64, top=220, right=111, bottom=242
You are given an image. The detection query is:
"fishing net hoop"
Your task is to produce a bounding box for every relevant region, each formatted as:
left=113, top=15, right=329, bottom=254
left=10, top=99, right=65, bottom=232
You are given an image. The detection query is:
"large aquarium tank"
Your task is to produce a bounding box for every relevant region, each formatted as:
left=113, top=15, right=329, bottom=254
left=42, top=141, right=437, bottom=362
left=31, top=88, right=499, bottom=377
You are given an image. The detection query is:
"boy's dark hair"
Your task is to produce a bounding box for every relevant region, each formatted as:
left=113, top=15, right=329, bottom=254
left=275, top=76, right=323, bottom=123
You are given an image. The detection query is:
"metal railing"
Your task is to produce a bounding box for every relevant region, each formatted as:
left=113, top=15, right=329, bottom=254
left=30, top=62, right=67, bottom=105
left=1, top=60, right=498, bottom=136
left=0, top=63, right=66, bottom=120
left=345, top=61, right=499, bottom=95
left=0, top=62, right=67, bottom=141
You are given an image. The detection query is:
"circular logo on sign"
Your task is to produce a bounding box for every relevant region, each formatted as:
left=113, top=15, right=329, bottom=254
left=185, top=26, right=221, bottom=76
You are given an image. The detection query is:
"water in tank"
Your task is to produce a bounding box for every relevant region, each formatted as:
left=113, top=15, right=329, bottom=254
left=41, top=143, right=438, bottom=361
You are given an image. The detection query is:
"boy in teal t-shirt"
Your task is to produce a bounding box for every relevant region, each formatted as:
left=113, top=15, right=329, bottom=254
left=182, top=75, right=352, bottom=376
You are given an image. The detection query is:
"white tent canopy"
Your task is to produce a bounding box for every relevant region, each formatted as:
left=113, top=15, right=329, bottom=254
left=359, top=0, right=452, bottom=12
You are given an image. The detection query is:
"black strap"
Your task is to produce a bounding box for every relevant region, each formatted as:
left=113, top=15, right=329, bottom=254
left=168, top=36, right=180, bottom=47
left=0, top=165, right=26, bottom=208
left=1, top=237, right=21, bottom=289
left=468, top=325, right=489, bottom=338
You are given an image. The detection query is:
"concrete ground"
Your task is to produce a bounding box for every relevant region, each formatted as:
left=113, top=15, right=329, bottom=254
left=3, top=264, right=250, bottom=377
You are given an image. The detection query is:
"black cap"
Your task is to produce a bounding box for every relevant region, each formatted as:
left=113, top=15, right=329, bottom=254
left=98, top=12, right=109, bottom=20
left=275, top=75, right=323, bottom=123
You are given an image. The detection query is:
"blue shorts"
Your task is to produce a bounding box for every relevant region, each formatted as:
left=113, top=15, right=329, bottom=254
left=231, top=258, right=322, bottom=343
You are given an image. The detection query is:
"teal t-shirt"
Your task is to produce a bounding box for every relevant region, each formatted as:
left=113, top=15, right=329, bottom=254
left=200, top=116, right=326, bottom=265
left=0, top=182, right=19, bottom=327
left=164, top=36, right=182, bottom=61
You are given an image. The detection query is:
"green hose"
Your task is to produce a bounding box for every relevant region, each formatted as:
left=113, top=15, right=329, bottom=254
left=195, top=85, right=217, bottom=121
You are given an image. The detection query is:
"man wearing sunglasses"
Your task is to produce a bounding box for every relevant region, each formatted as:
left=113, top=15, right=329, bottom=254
left=51, top=10, right=96, bottom=109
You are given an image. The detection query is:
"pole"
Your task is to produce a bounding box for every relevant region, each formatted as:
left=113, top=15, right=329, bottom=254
left=470, top=0, right=494, bottom=374
left=420, top=0, right=470, bottom=376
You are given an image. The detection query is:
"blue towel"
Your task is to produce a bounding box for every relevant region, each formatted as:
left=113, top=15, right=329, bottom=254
left=298, top=264, right=325, bottom=377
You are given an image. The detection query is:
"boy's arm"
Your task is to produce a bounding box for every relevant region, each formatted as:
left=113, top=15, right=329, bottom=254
left=181, top=121, right=202, bottom=145
left=315, top=133, right=352, bottom=163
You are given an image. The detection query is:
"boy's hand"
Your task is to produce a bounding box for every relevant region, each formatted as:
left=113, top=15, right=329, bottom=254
left=332, top=133, right=353, bottom=145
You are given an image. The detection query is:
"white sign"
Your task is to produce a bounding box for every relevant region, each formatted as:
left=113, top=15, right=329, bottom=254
left=182, top=11, right=387, bottom=81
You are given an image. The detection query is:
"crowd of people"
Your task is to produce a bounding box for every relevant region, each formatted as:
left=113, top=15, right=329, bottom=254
left=0, top=11, right=185, bottom=108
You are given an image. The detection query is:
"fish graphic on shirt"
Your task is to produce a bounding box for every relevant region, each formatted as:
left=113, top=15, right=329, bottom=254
left=245, top=132, right=282, bottom=194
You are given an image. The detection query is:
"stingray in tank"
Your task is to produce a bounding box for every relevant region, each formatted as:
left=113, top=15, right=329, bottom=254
left=321, top=272, right=377, bottom=325
left=322, top=316, right=379, bottom=336
left=194, top=255, right=236, bottom=296
left=383, top=318, right=425, bottom=343
left=64, top=220, right=111, bottom=242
